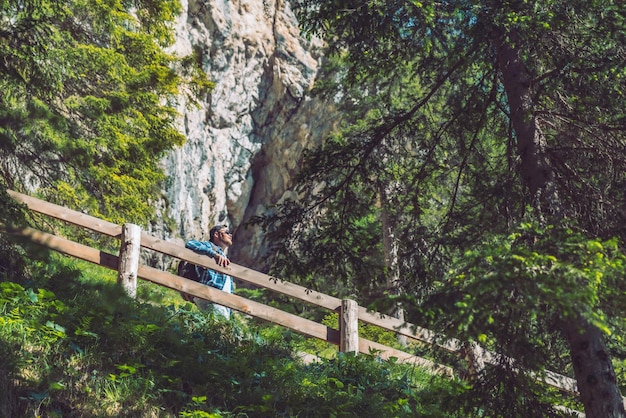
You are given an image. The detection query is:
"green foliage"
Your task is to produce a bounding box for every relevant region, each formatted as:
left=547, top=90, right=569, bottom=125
left=262, top=0, right=626, bottom=415
left=439, top=365, right=579, bottom=418
left=0, top=254, right=459, bottom=417
left=289, top=0, right=626, bottom=241
left=291, top=311, right=403, bottom=360
left=422, top=223, right=626, bottom=370
left=259, top=184, right=388, bottom=300
left=321, top=312, right=402, bottom=350
left=0, top=0, right=211, bottom=226
left=0, top=1, right=213, bottom=377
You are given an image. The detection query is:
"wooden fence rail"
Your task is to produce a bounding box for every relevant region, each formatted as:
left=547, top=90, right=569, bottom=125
left=5, top=190, right=580, bottom=394
left=4, top=191, right=449, bottom=374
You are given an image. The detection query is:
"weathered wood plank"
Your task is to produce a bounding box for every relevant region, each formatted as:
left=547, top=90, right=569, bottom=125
left=7, top=190, right=459, bottom=348
left=340, top=299, right=359, bottom=354
left=5, top=226, right=119, bottom=268
left=8, top=190, right=122, bottom=237
left=6, top=225, right=339, bottom=343
left=4, top=225, right=447, bottom=371
left=4, top=191, right=583, bottom=394
left=118, top=223, right=141, bottom=298
left=142, top=234, right=467, bottom=353
left=141, top=232, right=345, bottom=308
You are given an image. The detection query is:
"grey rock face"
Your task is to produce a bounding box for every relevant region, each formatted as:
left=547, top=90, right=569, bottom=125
left=158, top=0, right=335, bottom=271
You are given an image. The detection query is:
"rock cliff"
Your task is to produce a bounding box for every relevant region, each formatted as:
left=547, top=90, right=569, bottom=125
left=157, top=0, right=335, bottom=271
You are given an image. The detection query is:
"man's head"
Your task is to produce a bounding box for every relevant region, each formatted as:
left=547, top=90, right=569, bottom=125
left=209, top=224, right=233, bottom=248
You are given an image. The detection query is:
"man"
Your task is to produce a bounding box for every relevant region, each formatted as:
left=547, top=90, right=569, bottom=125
left=184, top=224, right=234, bottom=318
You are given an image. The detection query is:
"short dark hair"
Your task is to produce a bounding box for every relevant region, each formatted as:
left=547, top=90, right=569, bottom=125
left=209, top=224, right=229, bottom=243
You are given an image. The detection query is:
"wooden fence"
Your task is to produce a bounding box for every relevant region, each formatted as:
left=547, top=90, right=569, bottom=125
left=4, top=189, right=581, bottom=396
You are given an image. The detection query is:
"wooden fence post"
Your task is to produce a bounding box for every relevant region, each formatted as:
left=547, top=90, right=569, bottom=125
left=462, top=340, right=486, bottom=381
left=118, top=223, right=141, bottom=298
left=340, top=299, right=359, bottom=354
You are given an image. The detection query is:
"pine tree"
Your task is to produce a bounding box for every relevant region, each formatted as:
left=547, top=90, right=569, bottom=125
left=261, top=1, right=626, bottom=415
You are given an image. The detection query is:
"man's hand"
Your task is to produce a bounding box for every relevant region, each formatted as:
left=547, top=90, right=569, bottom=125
left=214, top=254, right=230, bottom=267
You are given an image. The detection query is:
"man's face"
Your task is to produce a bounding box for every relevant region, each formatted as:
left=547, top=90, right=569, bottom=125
left=215, top=228, right=233, bottom=247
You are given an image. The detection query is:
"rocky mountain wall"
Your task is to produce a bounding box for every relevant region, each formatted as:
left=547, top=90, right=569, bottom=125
left=156, top=0, right=335, bottom=271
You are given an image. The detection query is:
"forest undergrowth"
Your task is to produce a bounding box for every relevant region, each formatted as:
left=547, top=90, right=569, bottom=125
left=0, top=252, right=457, bottom=417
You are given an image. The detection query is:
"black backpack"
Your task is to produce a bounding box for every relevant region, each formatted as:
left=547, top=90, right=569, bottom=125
left=177, top=260, right=205, bottom=301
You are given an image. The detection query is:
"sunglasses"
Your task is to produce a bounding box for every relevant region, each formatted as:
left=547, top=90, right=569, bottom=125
left=221, top=230, right=233, bottom=235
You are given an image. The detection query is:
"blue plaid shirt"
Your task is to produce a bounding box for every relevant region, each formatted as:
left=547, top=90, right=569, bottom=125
left=185, top=240, right=232, bottom=292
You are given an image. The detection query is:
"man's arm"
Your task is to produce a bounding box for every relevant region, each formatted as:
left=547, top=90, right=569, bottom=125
left=185, top=240, right=217, bottom=256
left=185, top=240, right=230, bottom=267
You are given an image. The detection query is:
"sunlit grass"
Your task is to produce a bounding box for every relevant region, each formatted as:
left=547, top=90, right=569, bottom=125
left=55, top=253, right=186, bottom=307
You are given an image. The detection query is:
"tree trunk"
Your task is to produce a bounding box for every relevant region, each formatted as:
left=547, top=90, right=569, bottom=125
left=564, top=319, right=625, bottom=417
left=376, top=135, right=407, bottom=339
left=496, top=30, right=625, bottom=418
left=380, top=185, right=403, bottom=316
left=380, top=183, right=408, bottom=346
